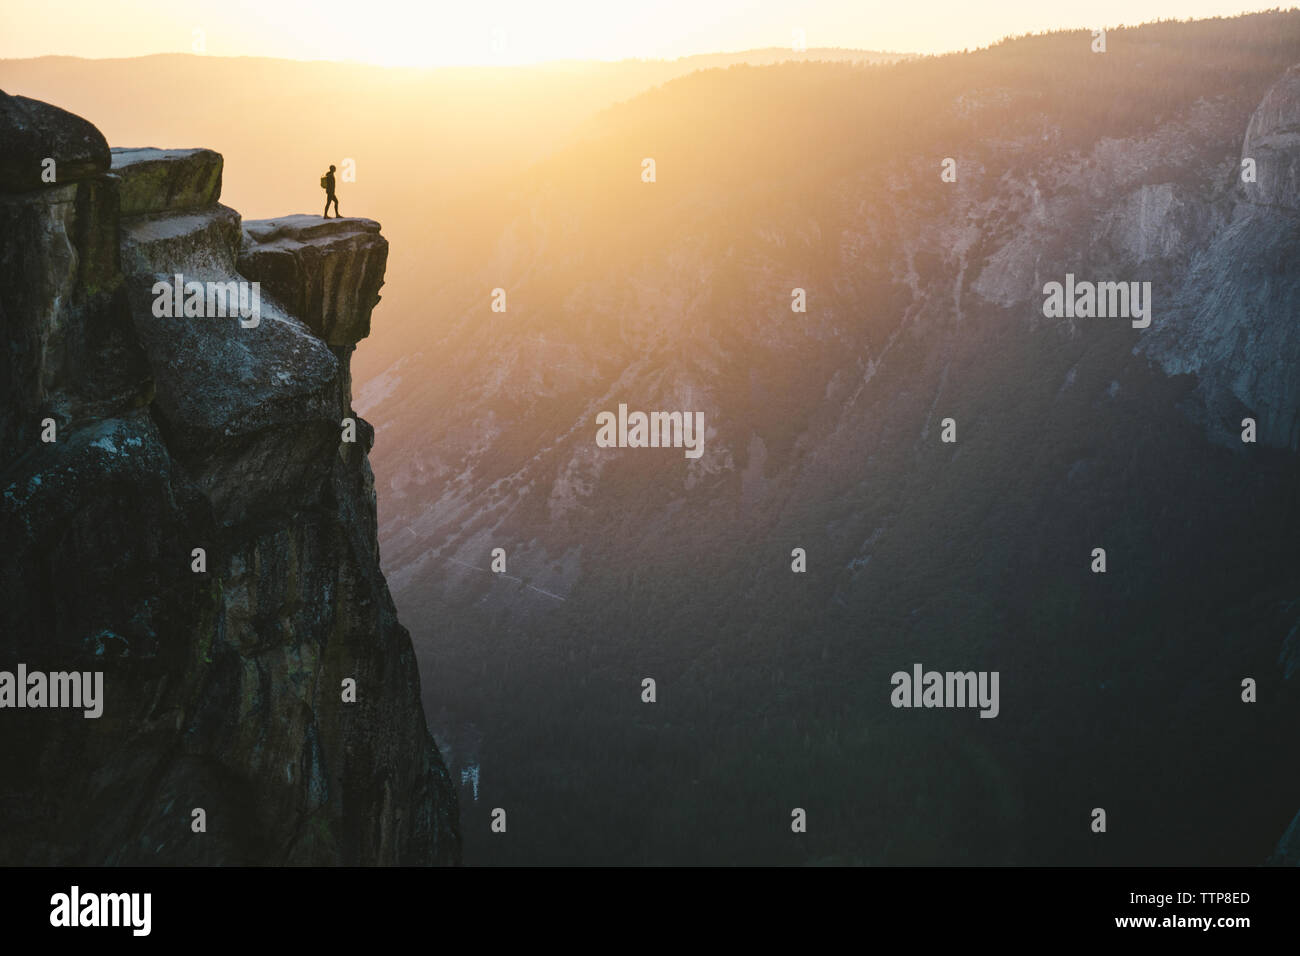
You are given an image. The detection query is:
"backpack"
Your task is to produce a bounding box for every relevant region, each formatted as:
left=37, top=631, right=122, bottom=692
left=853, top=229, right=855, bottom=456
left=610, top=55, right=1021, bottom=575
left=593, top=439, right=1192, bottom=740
left=320, top=174, right=329, bottom=190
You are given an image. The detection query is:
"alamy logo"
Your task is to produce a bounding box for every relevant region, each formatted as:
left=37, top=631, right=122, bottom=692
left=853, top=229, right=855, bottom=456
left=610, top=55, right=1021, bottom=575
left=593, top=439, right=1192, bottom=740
left=595, top=403, right=705, bottom=459
left=890, top=663, right=1000, bottom=718
left=50, top=886, right=151, bottom=936
left=0, top=664, right=103, bottom=718
left=1042, top=274, right=1151, bottom=329
left=151, top=274, right=261, bottom=327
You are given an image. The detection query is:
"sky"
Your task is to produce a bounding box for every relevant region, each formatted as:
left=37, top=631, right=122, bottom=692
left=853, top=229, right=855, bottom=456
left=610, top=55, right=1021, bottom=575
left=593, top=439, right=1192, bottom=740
left=0, top=0, right=1282, bottom=66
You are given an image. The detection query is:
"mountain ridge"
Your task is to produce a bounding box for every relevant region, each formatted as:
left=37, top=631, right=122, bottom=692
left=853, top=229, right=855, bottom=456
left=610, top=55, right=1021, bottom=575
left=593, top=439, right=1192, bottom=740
left=356, top=13, right=1300, bottom=864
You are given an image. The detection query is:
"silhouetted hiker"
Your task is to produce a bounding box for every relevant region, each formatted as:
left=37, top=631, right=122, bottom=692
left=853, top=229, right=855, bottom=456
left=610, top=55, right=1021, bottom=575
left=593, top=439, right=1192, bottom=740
left=321, top=165, right=339, bottom=218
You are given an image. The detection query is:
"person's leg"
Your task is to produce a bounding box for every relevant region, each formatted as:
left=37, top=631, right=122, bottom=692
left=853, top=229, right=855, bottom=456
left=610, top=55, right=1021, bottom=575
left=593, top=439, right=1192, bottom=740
left=331, top=195, right=340, bottom=217
left=323, top=195, right=330, bottom=218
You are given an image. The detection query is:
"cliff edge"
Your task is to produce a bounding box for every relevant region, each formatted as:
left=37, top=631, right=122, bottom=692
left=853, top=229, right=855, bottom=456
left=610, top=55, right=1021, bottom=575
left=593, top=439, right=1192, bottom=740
left=0, top=91, right=459, bottom=864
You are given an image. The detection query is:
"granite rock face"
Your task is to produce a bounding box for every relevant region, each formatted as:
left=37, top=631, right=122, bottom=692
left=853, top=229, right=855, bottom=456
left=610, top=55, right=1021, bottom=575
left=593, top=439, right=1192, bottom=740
left=961, top=65, right=1300, bottom=453
left=0, top=89, right=110, bottom=190
left=239, top=215, right=389, bottom=348
left=1137, top=67, right=1300, bottom=451
left=1241, top=63, right=1300, bottom=212
left=0, top=94, right=459, bottom=865
left=111, top=148, right=224, bottom=217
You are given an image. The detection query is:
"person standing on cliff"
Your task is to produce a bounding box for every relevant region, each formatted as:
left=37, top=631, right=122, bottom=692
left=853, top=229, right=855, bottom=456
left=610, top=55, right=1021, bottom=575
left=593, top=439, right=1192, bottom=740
left=321, top=164, right=340, bottom=218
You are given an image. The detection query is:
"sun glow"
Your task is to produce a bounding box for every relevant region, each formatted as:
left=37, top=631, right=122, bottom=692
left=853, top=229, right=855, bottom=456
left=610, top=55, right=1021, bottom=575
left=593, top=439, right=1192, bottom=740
left=0, top=0, right=1280, bottom=65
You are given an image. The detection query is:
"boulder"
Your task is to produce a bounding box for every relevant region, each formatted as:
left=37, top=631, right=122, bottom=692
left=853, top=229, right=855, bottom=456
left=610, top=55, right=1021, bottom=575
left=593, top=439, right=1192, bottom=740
left=111, top=147, right=223, bottom=216
left=124, top=273, right=342, bottom=526
left=0, top=90, right=110, bottom=191
left=119, top=204, right=243, bottom=278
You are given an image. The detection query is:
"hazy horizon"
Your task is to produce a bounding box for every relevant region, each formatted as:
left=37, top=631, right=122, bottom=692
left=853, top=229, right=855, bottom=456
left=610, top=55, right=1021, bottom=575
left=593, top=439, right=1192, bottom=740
left=0, top=46, right=908, bottom=69
left=0, top=1, right=1286, bottom=65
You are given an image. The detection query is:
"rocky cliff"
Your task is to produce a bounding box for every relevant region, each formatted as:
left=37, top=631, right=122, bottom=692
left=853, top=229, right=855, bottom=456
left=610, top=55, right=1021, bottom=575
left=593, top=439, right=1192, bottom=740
left=0, top=91, right=459, bottom=864
left=1136, top=63, right=1300, bottom=451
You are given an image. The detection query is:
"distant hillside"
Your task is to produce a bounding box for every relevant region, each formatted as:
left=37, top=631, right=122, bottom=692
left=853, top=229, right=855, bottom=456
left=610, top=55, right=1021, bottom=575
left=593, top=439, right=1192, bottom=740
left=351, top=13, right=1300, bottom=865
left=0, top=49, right=906, bottom=213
